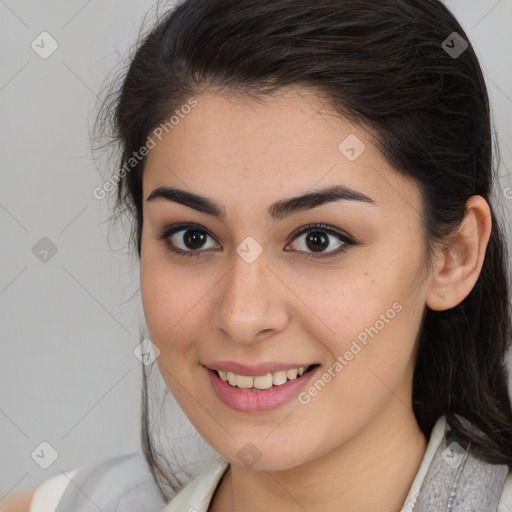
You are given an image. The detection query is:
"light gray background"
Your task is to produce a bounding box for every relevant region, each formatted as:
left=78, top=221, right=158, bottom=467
left=1, top=0, right=511, bottom=500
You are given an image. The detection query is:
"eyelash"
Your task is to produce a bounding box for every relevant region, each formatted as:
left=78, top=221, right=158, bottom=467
left=157, top=222, right=357, bottom=260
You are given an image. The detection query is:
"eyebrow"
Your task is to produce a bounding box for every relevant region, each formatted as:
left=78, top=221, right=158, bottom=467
left=146, top=184, right=376, bottom=221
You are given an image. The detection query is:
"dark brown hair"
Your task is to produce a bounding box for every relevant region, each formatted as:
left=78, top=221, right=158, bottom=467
left=95, top=0, right=512, bottom=502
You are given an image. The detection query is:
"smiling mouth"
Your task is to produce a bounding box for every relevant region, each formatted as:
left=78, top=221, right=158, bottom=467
left=213, top=363, right=319, bottom=391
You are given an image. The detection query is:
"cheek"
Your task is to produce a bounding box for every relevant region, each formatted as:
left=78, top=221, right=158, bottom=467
left=140, top=264, right=200, bottom=400
left=140, top=251, right=188, bottom=351
left=297, top=289, right=417, bottom=434
left=140, top=250, right=216, bottom=372
left=295, top=259, right=422, bottom=393
left=309, top=285, right=412, bottom=374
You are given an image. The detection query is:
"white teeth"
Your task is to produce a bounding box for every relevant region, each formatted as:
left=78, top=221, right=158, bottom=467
left=254, top=373, right=273, bottom=389
left=286, top=368, right=298, bottom=380
left=272, top=370, right=287, bottom=386
left=216, top=366, right=311, bottom=390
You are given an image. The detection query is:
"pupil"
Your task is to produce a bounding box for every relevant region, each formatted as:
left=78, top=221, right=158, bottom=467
left=307, top=231, right=328, bottom=252
left=185, top=230, right=205, bottom=249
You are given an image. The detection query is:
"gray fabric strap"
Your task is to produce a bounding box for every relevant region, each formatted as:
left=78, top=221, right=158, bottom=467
left=413, top=421, right=509, bottom=512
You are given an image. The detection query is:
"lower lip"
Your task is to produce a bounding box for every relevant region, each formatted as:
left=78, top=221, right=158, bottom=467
left=205, top=365, right=320, bottom=413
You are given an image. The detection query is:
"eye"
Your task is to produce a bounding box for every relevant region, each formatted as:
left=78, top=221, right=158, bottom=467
left=158, top=223, right=220, bottom=258
left=158, top=222, right=356, bottom=260
left=285, top=223, right=356, bottom=260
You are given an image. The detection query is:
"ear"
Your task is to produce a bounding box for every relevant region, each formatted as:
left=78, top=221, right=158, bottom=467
left=425, top=195, right=492, bottom=311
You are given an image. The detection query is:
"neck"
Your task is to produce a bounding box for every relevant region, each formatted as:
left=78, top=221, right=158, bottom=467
left=209, top=369, right=428, bottom=512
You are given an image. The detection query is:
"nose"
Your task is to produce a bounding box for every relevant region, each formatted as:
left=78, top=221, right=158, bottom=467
left=210, top=247, right=289, bottom=345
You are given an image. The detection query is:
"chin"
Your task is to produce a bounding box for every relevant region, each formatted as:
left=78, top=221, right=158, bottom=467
left=221, top=442, right=313, bottom=472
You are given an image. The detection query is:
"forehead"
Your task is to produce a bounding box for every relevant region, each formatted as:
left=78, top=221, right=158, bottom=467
left=142, top=88, right=422, bottom=216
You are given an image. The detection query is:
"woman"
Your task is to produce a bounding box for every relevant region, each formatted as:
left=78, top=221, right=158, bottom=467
left=16, top=0, right=512, bottom=511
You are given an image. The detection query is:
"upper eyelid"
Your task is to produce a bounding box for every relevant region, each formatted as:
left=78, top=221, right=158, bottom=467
left=288, top=223, right=352, bottom=241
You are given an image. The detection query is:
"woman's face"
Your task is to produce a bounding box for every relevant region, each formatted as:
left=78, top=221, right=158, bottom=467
left=140, top=87, right=432, bottom=471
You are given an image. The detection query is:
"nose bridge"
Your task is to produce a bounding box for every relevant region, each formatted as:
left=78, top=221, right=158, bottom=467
left=211, top=242, right=288, bottom=344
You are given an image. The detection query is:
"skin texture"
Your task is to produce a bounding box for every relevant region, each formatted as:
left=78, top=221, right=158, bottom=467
left=140, top=87, right=492, bottom=512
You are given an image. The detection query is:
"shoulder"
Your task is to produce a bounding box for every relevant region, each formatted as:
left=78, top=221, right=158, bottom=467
left=0, top=491, right=35, bottom=512
left=28, top=452, right=167, bottom=512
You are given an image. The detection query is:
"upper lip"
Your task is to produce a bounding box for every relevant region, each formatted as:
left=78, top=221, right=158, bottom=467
left=203, top=361, right=318, bottom=376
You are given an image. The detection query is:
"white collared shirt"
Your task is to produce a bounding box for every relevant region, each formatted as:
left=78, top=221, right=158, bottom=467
left=29, top=416, right=512, bottom=512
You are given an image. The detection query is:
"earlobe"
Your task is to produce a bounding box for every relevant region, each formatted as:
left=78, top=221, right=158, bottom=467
left=425, top=195, right=492, bottom=312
